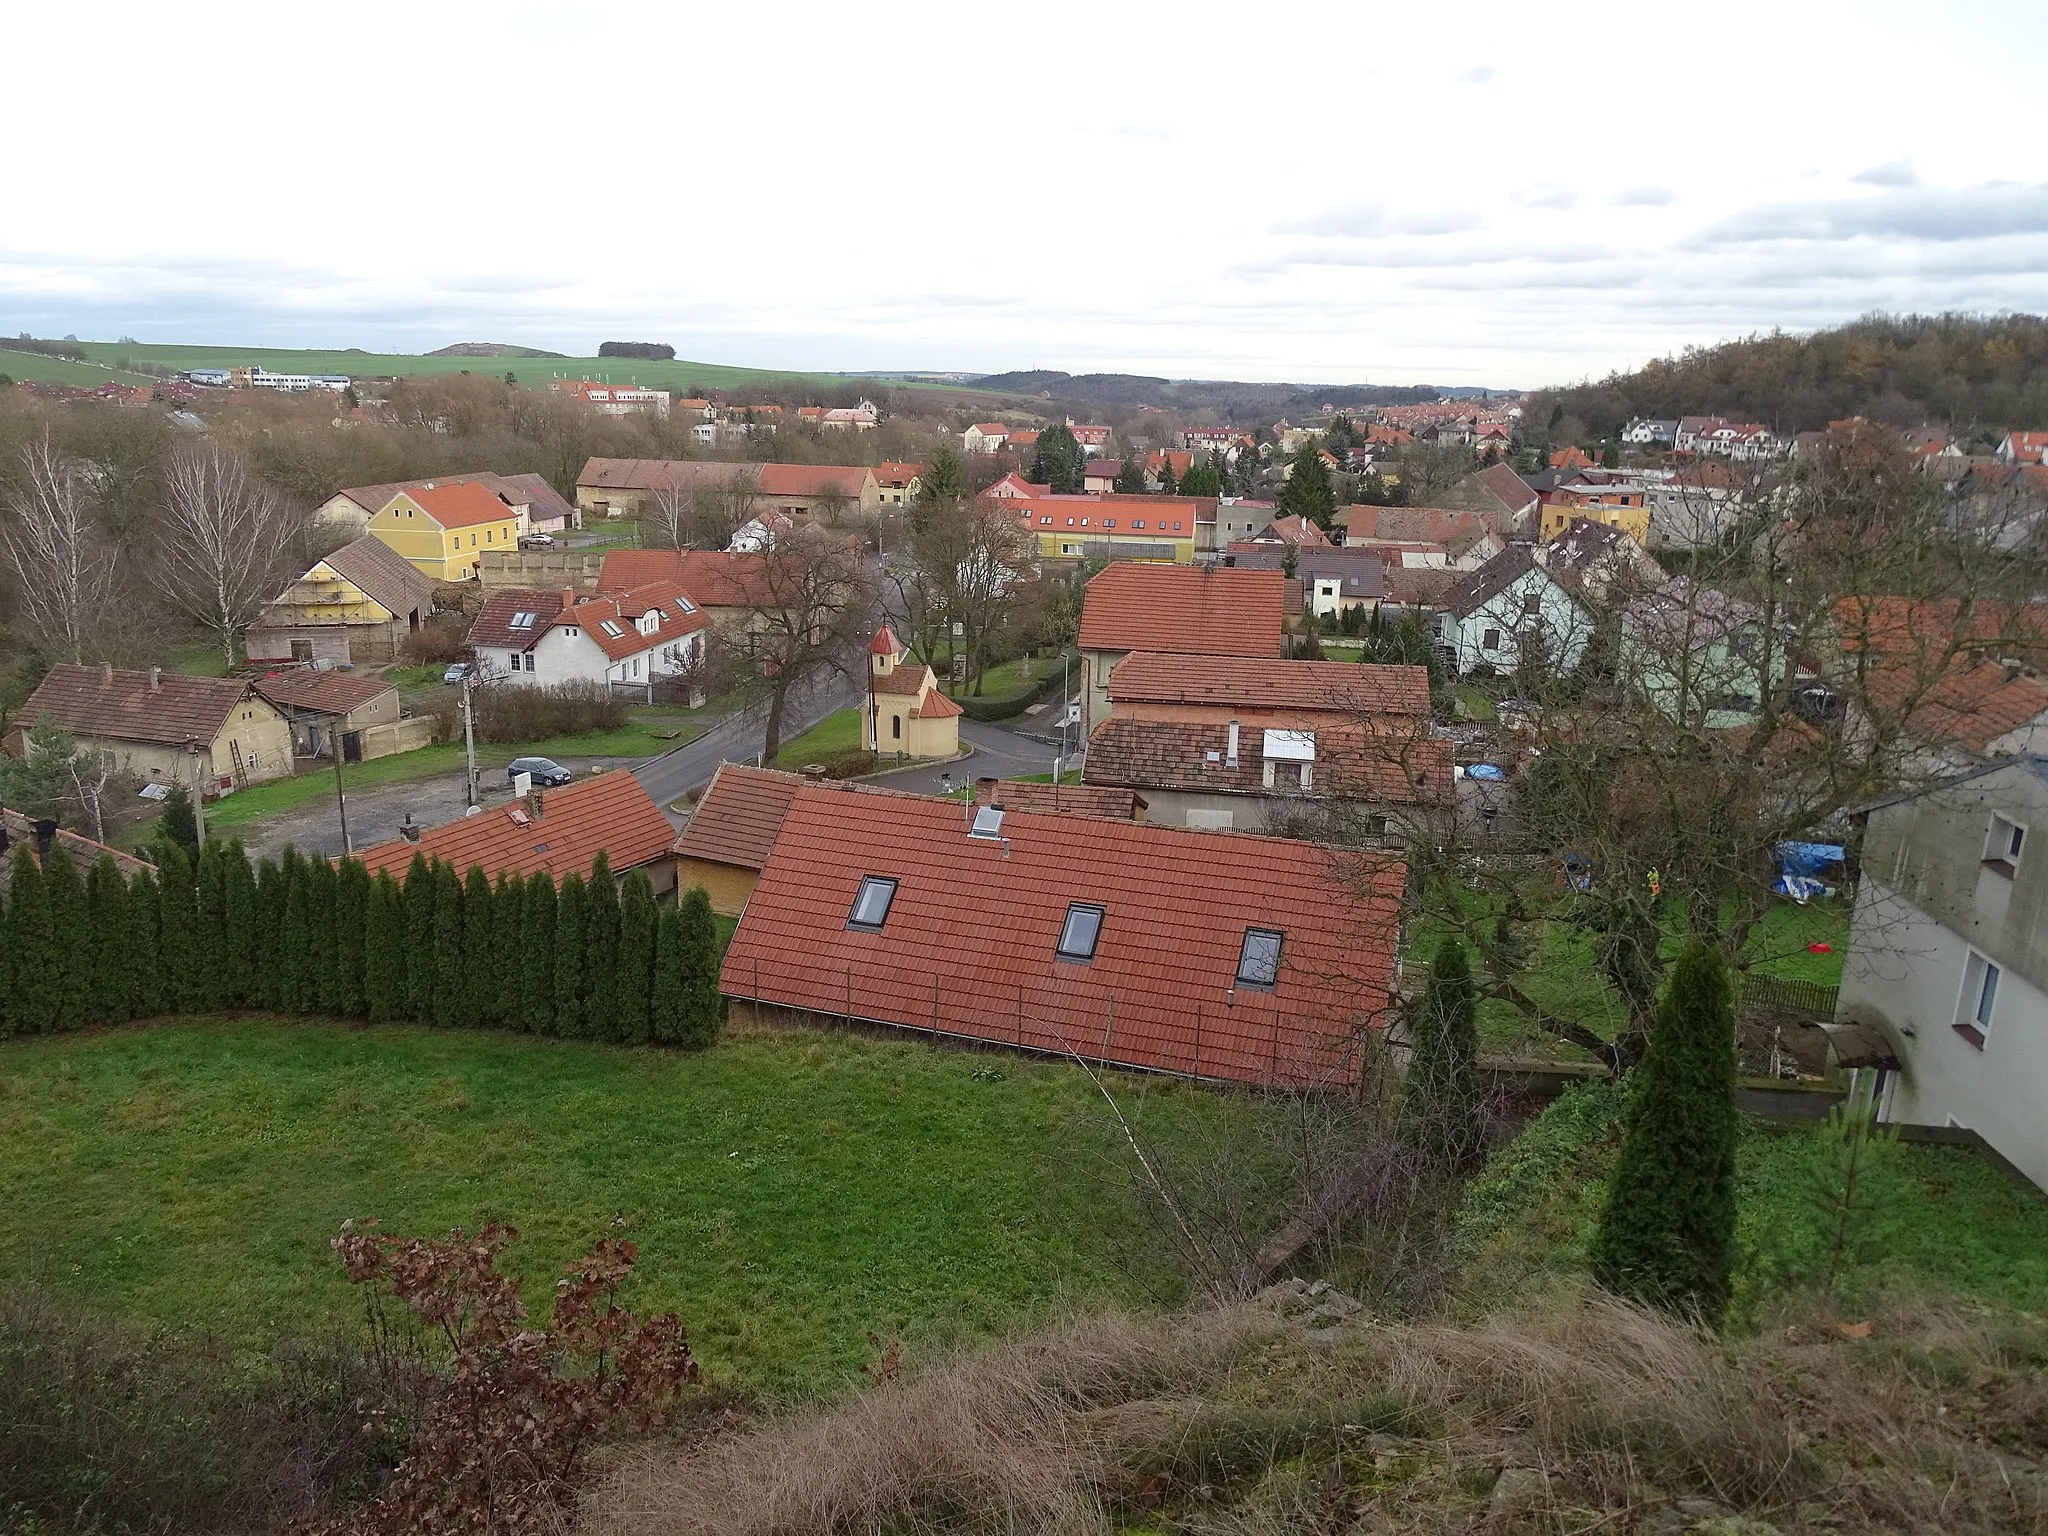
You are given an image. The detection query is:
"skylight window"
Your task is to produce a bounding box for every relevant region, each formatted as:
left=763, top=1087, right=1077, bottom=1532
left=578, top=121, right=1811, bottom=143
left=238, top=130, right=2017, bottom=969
left=673, top=596, right=698, bottom=614
left=969, top=805, right=1006, bottom=839
left=1235, top=928, right=1284, bottom=989
left=848, top=876, right=897, bottom=929
left=599, top=619, right=626, bottom=638
left=508, top=610, right=537, bottom=630
left=1056, top=903, right=1104, bottom=961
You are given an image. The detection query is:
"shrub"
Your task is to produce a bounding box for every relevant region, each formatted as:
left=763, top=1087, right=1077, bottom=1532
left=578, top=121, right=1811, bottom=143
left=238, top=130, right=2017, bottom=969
left=472, top=682, right=627, bottom=744
left=1401, top=935, right=1482, bottom=1170
left=400, top=615, right=470, bottom=666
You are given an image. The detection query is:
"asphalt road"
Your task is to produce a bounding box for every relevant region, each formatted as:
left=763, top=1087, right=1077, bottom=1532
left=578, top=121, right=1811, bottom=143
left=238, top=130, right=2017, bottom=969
left=864, top=719, right=1066, bottom=795
left=629, top=672, right=859, bottom=813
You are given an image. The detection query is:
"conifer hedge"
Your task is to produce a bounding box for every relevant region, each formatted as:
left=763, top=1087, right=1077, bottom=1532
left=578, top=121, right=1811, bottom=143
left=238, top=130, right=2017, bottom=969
left=0, top=837, right=726, bottom=1050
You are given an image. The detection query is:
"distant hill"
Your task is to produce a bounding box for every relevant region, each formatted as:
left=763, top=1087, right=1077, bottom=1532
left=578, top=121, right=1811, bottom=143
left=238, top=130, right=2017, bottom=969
left=425, top=342, right=567, bottom=359
left=1529, top=312, right=2048, bottom=443
left=969, top=370, right=1451, bottom=419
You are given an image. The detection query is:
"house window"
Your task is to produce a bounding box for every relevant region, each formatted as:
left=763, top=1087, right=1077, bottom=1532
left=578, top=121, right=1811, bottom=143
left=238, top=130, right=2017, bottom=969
left=1236, top=927, right=1284, bottom=989
left=891, top=714, right=901, bottom=739
left=848, top=875, right=897, bottom=930
left=1102, top=519, right=1115, bottom=529
left=1984, top=814, right=2025, bottom=874
left=1482, top=627, right=1501, bottom=650
left=600, top=619, right=626, bottom=638
left=1056, top=902, right=1105, bottom=961
left=1956, top=950, right=2000, bottom=1046
left=1133, top=519, right=1145, bottom=529
left=1522, top=591, right=1542, bottom=615
left=509, top=611, right=537, bottom=630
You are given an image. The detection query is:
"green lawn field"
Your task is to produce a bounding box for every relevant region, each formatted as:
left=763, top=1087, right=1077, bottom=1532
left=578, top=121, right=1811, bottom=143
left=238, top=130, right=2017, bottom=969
left=0, top=347, right=160, bottom=387
left=773, top=706, right=863, bottom=767
left=62, top=341, right=998, bottom=399
left=0, top=1019, right=1222, bottom=1396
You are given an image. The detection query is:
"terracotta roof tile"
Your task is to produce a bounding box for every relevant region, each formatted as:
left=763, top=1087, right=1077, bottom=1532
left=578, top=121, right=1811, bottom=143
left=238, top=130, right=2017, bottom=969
left=720, top=786, right=1406, bottom=1087
left=1380, top=568, right=1459, bottom=607
left=1109, top=654, right=1429, bottom=715
left=252, top=670, right=396, bottom=716
left=1077, top=562, right=1286, bottom=657
left=470, top=588, right=569, bottom=651
left=596, top=550, right=767, bottom=608
left=672, top=763, right=807, bottom=870
left=356, top=771, right=673, bottom=884
left=317, top=534, right=437, bottom=616
left=755, top=463, right=871, bottom=499
left=559, top=581, right=709, bottom=661
left=17, top=664, right=259, bottom=746
left=912, top=690, right=964, bottom=719
left=407, top=480, right=520, bottom=530
left=988, top=781, right=1146, bottom=820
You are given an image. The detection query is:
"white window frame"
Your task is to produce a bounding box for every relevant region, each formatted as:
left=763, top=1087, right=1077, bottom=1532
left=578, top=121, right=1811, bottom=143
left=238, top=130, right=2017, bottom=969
left=1956, top=948, right=2001, bottom=1042
left=1984, top=813, right=2025, bottom=873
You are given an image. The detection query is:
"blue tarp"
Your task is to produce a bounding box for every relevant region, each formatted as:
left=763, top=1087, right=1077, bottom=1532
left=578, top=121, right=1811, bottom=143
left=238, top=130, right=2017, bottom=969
left=1774, top=841, right=1844, bottom=903
left=1466, top=763, right=1506, bottom=781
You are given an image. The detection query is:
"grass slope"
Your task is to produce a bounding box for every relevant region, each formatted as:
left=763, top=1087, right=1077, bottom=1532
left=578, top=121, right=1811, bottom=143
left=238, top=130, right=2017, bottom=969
left=65, top=341, right=999, bottom=398
left=0, top=1020, right=1215, bottom=1395
left=0, top=347, right=159, bottom=387
left=773, top=706, right=863, bottom=767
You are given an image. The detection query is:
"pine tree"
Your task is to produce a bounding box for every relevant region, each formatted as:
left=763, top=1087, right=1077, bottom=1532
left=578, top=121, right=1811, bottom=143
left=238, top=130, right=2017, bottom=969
left=651, top=904, right=686, bottom=1045
left=1234, top=443, right=1263, bottom=497
left=127, top=868, right=164, bottom=1020
left=365, top=871, right=408, bottom=1024
left=192, top=841, right=229, bottom=1010
left=308, top=855, right=340, bottom=1012
left=4, top=846, right=58, bottom=1035
left=1178, top=455, right=1224, bottom=497
left=279, top=847, right=313, bottom=1012
left=675, top=885, right=723, bottom=1049
left=428, top=861, right=465, bottom=1029
left=156, top=843, right=200, bottom=1013
left=158, top=784, right=200, bottom=857
left=332, top=859, right=370, bottom=1018
left=1276, top=442, right=1337, bottom=528
left=521, top=873, right=558, bottom=1033
left=1030, top=424, right=1085, bottom=494
left=402, top=851, right=435, bottom=1019
left=583, top=852, right=621, bottom=1042
left=251, top=857, right=284, bottom=1010
left=461, top=866, right=495, bottom=1029
left=221, top=843, right=257, bottom=1008
left=1157, top=456, right=1180, bottom=495
left=912, top=444, right=967, bottom=507
left=616, top=871, right=657, bottom=1045
left=1590, top=942, right=1740, bottom=1324
left=1401, top=936, right=1483, bottom=1169
left=1112, top=457, right=1145, bottom=494
left=84, top=853, right=132, bottom=1024
left=41, top=842, right=89, bottom=1031
left=492, top=872, right=523, bottom=1028
left=553, top=872, right=588, bottom=1038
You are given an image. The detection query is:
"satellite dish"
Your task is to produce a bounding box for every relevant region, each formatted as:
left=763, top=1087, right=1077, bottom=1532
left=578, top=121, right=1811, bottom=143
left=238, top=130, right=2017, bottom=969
left=465, top=804, right=483, bottom=817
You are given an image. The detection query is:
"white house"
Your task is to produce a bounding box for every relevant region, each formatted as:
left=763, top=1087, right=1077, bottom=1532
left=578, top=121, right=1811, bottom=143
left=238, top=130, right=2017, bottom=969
left=1622, top=418, right=1679, bottom=448
left=728, top=510, right=793, bottom=553
left=1432, top=546, right=1592, bottom=677
left=468, top=581, right=710, bottom=689
left=1839, top=755, right=2048, bottom=1192
left=962, top=422, right=1010, bottom=454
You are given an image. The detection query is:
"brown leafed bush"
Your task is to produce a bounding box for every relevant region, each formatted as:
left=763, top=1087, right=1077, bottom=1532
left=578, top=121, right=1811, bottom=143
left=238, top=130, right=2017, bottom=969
left=401, top=616, right=472, bottom=666
left=472, top=681, right=628, bottom=744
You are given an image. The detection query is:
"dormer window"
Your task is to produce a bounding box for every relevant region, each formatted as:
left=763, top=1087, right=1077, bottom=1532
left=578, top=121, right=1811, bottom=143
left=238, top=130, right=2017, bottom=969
left=508, top=611, right=538, bottom=630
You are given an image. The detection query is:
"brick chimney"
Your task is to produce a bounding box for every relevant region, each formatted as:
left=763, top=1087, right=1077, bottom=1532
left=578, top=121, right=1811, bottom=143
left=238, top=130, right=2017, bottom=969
left=560, top=588, right=578, bottom=613
left=100, top=661, right=113, bottom=684
left=974, top=776, right=999, bottom=807
left=148, top=665, right=162, bottom=692
left=526, top=786, right=544, bottom=820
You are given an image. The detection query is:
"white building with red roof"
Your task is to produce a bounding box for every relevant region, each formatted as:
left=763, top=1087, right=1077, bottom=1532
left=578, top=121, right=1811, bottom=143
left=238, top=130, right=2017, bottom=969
left=468, top=581, right=710, bottom=691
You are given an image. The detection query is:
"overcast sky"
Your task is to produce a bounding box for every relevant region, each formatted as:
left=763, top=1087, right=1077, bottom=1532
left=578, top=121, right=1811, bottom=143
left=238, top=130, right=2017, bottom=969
left=6, top=0, right=2047, bottom=389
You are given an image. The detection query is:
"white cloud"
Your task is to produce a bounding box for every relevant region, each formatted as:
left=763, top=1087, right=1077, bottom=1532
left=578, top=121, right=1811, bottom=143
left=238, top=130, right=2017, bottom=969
left=2, top=0, right=2045, bottom=387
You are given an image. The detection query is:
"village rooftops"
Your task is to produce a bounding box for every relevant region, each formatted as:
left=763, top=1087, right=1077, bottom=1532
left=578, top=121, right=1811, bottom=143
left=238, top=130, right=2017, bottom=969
left=1082, top=717, right=1454, bottom=806
left=314, top=534, right=439, bottom=615
left=16, top=664, right=262, bottom=747
left=406, top=479, right=521, bottom=530
left=252, top=670, right=395, bottom=716
left=1077, top=561, right=1287, bottom=657
left=718, top=783, right=1406, bottom=1089
left=1437, top=546, right=1542, bottom=620
left=672, top=763, right=810, bottom=872
left=0, top=807, right=154, bottom=895
left=355, top=770, right=675, bottom=885
left=1109, top=653, right=1430, bottom=716
left=596, top=549, right=771, bottom=608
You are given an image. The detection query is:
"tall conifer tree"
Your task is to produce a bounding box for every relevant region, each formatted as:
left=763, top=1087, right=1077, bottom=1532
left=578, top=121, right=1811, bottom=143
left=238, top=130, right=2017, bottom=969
left=461, top=866, right=495, bottom=1029
left=521, top=873, right=557, bottom=1033
left=332, top=858, right=370, bottom=1018
left=127, top=868, right=164, bottom=1020
left=308, top=855, right=341, bottom=1013
left=492, top=871, right=523, bottom=1028
left=221, top=843, right=257, bottom=1008
left=616, top=870, right=657, bottom=1045
left=156, top=843, right=200, bottom=1013
left=553, top=871, right=588, bottom=1038
left=429, top=861, right=465, bottom=1029
left=84, top=853, right=132, bottom=1024
left=403, top=851, right=435, bottom=1019
left=279, top=847, right=313, bottom=1012
left=365, top=871, right=408, bottom=1024
left=675, top=885, right=723, bottom=1049
left=1590, top=943, right=1741, bottom=1324
left=4, top=846, right=57, bottom=1035
left=1401, top=936, right=1483, bottom=1168
left=251, top=858, right=284, bottom=1010
left=583, top=852, right=621, bottom=1042
left=192, top=841, right=229, bottom=1009
left=41, top=842, right=89, bottom=1031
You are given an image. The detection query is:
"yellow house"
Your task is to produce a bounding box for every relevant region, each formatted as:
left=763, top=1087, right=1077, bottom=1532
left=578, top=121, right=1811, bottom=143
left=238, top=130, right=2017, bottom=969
left=862, top=626, right=962, bottom=761
left=1539, top=487, right=1651, bottom=545
left=368, top=480, right=522, bottom=581
left=1011, top=496, right=1198, bottom=562
left=8, top=664, right=295, bottom=795
left=247, top=535, right=437, bottom=664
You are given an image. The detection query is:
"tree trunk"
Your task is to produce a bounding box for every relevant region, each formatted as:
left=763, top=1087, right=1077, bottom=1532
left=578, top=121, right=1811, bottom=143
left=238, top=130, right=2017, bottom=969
left=762, top=684, right=788, bottom=767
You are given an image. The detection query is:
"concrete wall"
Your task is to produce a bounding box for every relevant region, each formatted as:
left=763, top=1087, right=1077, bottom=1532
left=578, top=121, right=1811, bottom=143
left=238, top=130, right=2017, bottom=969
left=358, top=716, right=437, bottom=762
left=477, top=549, right=605, bottom=592
left=247, top=626, right=355, bottom=665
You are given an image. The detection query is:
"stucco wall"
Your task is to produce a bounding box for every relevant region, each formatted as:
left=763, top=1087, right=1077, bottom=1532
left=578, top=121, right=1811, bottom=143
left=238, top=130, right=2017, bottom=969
left=677, top=858, right=758, bottom=917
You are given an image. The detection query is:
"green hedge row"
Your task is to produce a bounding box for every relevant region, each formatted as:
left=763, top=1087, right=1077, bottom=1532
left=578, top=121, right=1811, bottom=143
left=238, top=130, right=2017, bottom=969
left=0, top=837, right=724, bottom=1047
left=953, top=653, right=1071, bottom=723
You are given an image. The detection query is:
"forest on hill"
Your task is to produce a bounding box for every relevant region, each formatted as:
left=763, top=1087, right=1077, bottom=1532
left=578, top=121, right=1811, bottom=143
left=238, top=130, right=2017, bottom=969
left=1527, top=312, right=2048, bottom=446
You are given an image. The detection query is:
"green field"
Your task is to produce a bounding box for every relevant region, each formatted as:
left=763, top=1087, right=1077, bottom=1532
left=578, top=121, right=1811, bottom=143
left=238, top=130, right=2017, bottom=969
left=0, top=1019, right=1218, bottom=1395
left=0, top=347, right=159, bottom=387
left=774, top=705, right=863, bottom=767
left=58, top=341, right=998, bottom=399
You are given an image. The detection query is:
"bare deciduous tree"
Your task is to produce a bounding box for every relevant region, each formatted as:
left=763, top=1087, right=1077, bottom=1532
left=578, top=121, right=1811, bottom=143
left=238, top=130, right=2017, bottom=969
left=154, top=442, right=309, bottom=667
left=890, top=495, right=1040, bottom=694
left=1, top=435, right=120, bottom=663
left=725, top=525, right=878, bottom=764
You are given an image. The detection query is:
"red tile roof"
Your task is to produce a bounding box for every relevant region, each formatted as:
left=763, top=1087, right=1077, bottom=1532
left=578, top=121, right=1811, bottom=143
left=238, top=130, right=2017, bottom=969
left=755, top=463, right=871, bottom=499
left=873, top=461, right=923, bottom=487
left=561, top=581, right=709, bottom=661
left=912, top=689, right=964, bottom=720
left=16, top=665, right=262, bottom=746
left=406, top=480, right=520, bottom=530
left=1108, top=654, right=1430, bottom=715
left=1082, top=717, right=1453, bottom=806
left=672, top=763, right=807, bottom=870
left=355, top=771, right=674, bottom=884
left=597, top=550, right=769, bottom=608
left=719, top=786, right=1406, bottom=1087
left=470, top=588, right=570, bottom=651
left=252, top=670, right=396, bottom=716
left=988, top=781, right=1146, bottom=820
left=1077, top=562, right=1286, bottom=657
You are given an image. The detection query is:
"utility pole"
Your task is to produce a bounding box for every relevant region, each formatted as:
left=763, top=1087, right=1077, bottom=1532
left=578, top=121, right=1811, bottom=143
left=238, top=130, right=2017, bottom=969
left=332, top=746, right=351, bottom=854
left=461, top=669, right=480, bottom=808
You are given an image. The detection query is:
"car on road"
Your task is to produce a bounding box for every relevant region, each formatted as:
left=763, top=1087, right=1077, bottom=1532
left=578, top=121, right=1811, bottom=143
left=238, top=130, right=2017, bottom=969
left=507, top=756, right=573, bottom=788
left=443, top=662, right=471, bottom=685
left=518, top=532, right=556, bottom=549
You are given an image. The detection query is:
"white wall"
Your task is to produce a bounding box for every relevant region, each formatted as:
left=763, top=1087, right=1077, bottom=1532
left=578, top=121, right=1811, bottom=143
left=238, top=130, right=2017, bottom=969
left=1843, top=875, right=2048, bottom=1191
left=489, top=626, right=703, bottom=689
left=1436, top=570, right=1590, bottom=677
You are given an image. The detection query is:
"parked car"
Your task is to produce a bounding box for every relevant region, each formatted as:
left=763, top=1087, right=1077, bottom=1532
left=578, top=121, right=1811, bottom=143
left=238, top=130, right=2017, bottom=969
left=518, top=532, right=556, bottom=549
left=507, top=756, right=573, bottom=788
left=443, top=662, right=471, bottom=685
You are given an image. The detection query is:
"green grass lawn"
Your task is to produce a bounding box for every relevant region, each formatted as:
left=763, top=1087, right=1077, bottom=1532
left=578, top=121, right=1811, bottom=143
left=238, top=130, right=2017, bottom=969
left=385, top=663, right=446, bottom=690
left=172, top=645, right=232, bottom=678
left=943, top=656, right=1048, bottom=700
left=1458, top=1081, right=2048, bottom=1325
left=0, top=347, right=159, bottom=387
left=774, top=706, right=863, bottom=767
left=0, top=1019, right=1225, bottom=1396
left=205, top=721, right=702, bottom=830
